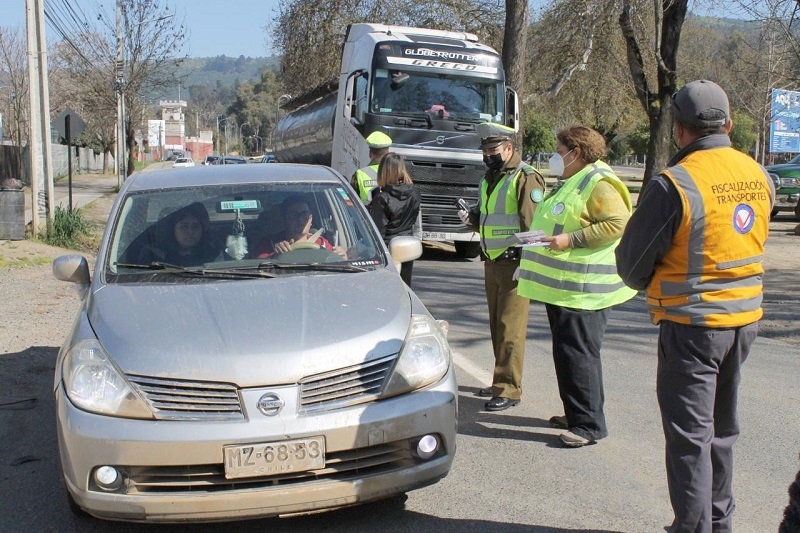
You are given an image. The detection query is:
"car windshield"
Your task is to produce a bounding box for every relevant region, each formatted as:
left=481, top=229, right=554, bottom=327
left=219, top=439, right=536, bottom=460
left=105, top=182, right=385, bottom=282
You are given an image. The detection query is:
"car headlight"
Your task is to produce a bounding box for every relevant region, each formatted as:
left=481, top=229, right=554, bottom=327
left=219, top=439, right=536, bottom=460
left=381, top=315, right=451, bottom=398
left=62, top=339, right=153, bottom=419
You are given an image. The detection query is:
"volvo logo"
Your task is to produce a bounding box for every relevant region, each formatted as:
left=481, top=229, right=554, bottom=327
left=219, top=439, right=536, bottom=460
left=436, top=136, right=445, bottom=145
left=256, top=393, right=285, bottom=416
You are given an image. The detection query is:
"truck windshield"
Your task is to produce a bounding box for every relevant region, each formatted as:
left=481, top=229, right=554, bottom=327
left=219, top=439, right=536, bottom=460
left=370, top=68, right=503, bottom=123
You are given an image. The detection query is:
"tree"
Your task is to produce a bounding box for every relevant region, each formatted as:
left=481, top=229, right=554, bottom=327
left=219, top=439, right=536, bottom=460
left=51, top=0, right=188, bottom=176
left=0, top=26, right=28, bottom=153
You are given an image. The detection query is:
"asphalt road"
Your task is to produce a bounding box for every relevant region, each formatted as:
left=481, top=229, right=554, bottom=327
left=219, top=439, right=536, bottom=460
left=1, top=238, right=798, bottom=532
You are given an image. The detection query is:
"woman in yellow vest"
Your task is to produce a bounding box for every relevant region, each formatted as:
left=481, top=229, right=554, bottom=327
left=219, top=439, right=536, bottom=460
left=517, top=126, right=636, bottom=448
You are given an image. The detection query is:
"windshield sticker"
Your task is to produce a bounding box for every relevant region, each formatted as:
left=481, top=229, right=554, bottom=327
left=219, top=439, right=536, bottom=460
left=336, top=187, right=355, bottom=206
left=220, top=200, right=259, bottom=211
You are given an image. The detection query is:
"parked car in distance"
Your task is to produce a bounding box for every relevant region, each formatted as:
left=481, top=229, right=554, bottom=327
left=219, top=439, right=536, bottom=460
left=165, top=151, right=184, bottom=161
left=764, top=157, right=800, bottom=219
left=172, top=157, right=195, bottom=168
left=203, top=155, right=219, bottom=166
left=261, top=154, right=277, bottom=163
left=213, top=156, right=248, bottom=165
left=52, top=163, right=456, bottom=523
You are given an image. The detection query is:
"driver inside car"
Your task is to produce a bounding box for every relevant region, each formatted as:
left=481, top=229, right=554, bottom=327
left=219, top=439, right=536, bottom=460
left=251, top=195, right=347, bottom=259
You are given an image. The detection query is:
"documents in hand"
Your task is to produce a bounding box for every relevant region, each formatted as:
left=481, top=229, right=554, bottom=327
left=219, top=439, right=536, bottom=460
left=514, top=229, right=549, bottom=246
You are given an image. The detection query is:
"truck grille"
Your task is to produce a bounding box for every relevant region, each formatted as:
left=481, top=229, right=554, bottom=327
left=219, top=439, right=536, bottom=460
left=405, top=159, right=483, bottom=186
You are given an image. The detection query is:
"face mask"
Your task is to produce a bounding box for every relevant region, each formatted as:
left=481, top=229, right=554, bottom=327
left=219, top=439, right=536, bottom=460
left=483, top=153, right=505, bottom=171
left=548, top=149, right=574, bottom=177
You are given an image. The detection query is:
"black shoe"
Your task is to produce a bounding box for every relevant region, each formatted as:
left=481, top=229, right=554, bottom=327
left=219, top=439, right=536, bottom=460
left=476, top=387, right=493, bottom=398
left=548, top=415, right=568, bottom=429
left=485, top=397, right=520, bottom=411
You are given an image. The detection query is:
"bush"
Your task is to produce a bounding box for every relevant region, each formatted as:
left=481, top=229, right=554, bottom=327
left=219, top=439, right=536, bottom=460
left=45, top=206, right=88, bottom=248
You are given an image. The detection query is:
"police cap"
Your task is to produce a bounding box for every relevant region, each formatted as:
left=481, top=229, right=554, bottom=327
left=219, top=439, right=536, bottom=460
left=671, top=80, right=730, bottom=128
left=365, top=131, right=392, bottom=149
left=477, top=122, right=515, bottom=148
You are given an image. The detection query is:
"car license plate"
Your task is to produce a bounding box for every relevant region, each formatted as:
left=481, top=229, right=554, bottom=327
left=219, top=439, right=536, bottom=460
left=223, top=437, right=325, bottom=479
left=421, top=231, right=447, bottom=240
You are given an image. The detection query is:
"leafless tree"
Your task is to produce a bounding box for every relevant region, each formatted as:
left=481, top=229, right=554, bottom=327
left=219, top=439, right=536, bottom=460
left=0, top=26, right=29, bottom=152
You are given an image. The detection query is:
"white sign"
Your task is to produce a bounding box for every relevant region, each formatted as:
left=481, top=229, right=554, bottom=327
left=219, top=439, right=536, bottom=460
left=148, top=120, right=165, bottom=147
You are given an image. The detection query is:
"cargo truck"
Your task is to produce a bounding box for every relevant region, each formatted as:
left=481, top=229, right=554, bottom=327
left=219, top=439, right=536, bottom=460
left=272, top=23, right=519, bottom=258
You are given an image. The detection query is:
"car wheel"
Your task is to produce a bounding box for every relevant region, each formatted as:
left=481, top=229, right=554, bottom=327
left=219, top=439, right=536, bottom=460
left=454, top=241, right=481, bottom=259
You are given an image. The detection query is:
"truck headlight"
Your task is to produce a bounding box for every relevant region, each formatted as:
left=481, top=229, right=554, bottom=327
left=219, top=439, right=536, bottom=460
left=381, top=315, right=451, bottom=398
left=62, top=339, right=153, bottom=419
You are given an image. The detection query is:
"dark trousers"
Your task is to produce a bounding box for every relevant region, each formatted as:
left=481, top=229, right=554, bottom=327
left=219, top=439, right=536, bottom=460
left=545, top=303, right=610, bottom=441
left=657, top=320, right=757, bottom=533
left=484, top=260, right=530, bottom=400
left=400, top=261, right=413, bottom=286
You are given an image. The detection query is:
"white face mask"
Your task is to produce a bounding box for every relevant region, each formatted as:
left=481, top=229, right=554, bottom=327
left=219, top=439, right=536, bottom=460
left=548, top=149, right=573, bottom=177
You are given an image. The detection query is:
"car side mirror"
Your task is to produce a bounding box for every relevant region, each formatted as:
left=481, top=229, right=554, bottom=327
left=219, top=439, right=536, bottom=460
left=53, top=254, right=90, bottom=298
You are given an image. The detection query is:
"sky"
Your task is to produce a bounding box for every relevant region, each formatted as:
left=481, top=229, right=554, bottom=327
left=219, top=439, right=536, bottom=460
left=5, top=0, right=282, bottom=58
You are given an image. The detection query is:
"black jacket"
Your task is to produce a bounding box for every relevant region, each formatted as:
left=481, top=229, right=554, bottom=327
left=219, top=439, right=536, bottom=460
left=368, top=184, right=421, bottom=244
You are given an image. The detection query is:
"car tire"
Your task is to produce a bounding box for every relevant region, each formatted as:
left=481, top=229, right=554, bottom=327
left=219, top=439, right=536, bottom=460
left=454, top=241, right=481, bottom=259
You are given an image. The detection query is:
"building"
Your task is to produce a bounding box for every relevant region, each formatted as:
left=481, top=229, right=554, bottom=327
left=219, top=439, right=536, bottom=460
left=160, top=99, right=186, bottom=154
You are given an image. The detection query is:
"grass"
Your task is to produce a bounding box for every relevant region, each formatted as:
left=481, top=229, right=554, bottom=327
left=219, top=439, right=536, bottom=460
left=43, top=206, right=89, bottom=249
left=0, top=255, right=52, bottom=268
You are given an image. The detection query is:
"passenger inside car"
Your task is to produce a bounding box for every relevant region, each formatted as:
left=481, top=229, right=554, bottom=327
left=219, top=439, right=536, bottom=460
left=138, top=202, right=223, bottom=266
left=251, top=195, right=346, bottom=259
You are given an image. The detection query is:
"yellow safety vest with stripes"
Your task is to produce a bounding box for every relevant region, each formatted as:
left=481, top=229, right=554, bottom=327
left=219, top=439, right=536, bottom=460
left=517, top=161, right=636, bottom=310
left=479, top=163, right=526, bottom=260
left=353, top=163, right=379, bottom=202
left=646, top=147, right=771, bottom=327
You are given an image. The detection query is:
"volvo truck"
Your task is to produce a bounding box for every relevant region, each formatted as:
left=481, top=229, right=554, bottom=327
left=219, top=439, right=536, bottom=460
left=272, top=23, right=519, bottom=258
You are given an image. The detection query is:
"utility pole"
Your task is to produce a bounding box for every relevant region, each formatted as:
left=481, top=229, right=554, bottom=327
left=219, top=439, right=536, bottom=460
left=115, top=0, right=126, bottom=187
left=25, top=0, right=55, bottom=235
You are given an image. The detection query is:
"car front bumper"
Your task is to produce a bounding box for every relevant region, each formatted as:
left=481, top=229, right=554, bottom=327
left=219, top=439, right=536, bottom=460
left=56, top=367, right=457, bottom=523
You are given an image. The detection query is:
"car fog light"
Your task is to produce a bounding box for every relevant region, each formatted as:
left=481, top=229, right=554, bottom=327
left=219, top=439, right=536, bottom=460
left=94, top=466, right=122, bottom=491
left=416, top=434, right=439, bottom=459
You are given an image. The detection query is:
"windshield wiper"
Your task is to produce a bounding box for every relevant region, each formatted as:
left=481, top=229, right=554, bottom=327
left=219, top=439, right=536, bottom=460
left=115, top=262, right=278, bottom=278
left=257, top=262, right=367, bottom=273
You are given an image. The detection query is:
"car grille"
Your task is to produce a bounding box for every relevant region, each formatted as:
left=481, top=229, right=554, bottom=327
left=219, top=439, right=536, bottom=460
left=128, top=375, right=244, bottom=421
left=118, top=440, right=425, bottom=494
left=298, top=354, right=398, bottom=413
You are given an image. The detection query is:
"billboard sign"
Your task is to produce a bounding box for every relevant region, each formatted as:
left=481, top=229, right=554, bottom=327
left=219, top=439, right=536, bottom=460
left=770, top=89, right=800, bottom=153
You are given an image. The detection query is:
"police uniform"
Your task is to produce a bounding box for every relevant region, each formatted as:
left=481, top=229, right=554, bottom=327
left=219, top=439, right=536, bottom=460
left=352, top=131, right=392, bottom=202
left=471, top=123, right=546, bottom=409
left=615, top=80, right=775, bottom=532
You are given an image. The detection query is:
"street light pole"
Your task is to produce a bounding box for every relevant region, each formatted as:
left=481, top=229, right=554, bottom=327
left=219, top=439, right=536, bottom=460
left=115, top=0, right=125, bottom=186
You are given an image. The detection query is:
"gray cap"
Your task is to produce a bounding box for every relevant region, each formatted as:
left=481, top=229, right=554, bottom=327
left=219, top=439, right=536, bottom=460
left=671, top=80, right=729, bottom=127
left=477, top=122, right=515, bottom=148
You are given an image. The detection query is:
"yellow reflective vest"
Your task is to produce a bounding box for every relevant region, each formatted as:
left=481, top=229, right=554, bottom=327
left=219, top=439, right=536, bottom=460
left=517, top=162, right=637, bottom=310
left=353, top=163, right=379, bottom=202
left=479, top=163, right=529, bottom=259
left=646, top=147, right=771, bottom=327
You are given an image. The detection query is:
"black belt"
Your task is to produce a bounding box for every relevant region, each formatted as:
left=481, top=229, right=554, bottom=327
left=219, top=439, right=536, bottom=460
left=481, top=247, right=520, bottom=262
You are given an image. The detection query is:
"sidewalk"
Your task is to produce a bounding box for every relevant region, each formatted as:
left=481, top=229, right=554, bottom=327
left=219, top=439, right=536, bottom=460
left=23, top=173, right=119, bottom=226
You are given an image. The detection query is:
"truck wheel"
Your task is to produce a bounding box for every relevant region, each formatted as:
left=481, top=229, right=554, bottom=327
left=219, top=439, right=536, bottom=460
left=454, top=241, right=481, bottom=259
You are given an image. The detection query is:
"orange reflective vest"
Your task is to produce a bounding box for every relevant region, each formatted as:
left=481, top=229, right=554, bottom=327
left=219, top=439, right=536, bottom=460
left=646, top=147, right=772, bottom=327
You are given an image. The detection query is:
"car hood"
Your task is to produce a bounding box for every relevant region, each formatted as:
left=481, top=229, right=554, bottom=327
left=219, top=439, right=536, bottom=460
left=87, top=271, right=412, bottom=387
left=765, top=163, right=800, bottom=173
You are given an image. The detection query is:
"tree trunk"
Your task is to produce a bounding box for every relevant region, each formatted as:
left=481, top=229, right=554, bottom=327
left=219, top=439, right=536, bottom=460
left=645, top=93, right=674, bottom=187
left=126, top=117, right=136, bottom=177
left=503, top=0, right=529, bottom=126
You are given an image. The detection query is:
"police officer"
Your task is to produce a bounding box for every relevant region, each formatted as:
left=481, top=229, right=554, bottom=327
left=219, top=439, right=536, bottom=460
left=616, top=80, right=775, bottom=532
left=352, top=131, right=392, bottom=202
left=458, top=122, right=546, bottom=411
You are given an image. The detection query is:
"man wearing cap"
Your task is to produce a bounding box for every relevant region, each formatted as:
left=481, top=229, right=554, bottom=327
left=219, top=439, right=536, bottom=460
left=352, top=131, right=392, bottom=202
left=458, top=122, right=546, bottom=411
left=616, top=80, right=775, bottom=532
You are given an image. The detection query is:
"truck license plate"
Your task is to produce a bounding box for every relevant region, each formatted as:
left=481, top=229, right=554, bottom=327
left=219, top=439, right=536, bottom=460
left=223, top=437, right=325, bottom=479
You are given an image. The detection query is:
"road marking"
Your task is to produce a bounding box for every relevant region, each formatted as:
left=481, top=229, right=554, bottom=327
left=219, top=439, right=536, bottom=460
left=451, top=350, right=492, bottom=385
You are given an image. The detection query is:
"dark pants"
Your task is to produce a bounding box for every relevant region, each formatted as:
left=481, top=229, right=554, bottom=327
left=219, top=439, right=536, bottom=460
left=657, top=320, right=757, bottom=533
left=400, top=261, right=413, bottom=286
left=484, top=259, right=530, bottom=400
left=545, top=303, right=610, bottom=441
